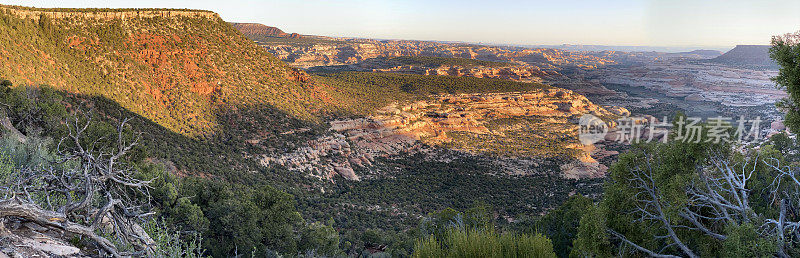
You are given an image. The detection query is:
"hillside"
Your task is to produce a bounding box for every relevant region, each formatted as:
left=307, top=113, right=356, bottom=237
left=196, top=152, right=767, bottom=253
left=0, top=5, right=335, bottom=136
left=230, top=22, right=303, bottom=39
left=710, top=45, right=778, bottom=68
left=0, top=5, right=626, bottom=256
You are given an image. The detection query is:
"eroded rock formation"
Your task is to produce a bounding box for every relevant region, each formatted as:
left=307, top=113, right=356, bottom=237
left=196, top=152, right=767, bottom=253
left=256, top=38, right=615, bottom=70
left=0, top=5, right=219, bottom=20
left=262, top=89, right=625, bottom=180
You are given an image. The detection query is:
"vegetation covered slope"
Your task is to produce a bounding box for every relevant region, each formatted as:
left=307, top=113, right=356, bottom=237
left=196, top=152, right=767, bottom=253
left=0, top=5, right=337, bottom=136
left=0, top=5, right=612, bottom=256
left=229, top=22, right=302, bottom=39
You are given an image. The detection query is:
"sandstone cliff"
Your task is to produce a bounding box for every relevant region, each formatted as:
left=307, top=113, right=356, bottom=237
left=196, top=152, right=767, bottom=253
left=264, top=42, right=614, bottom=70
left=235, top=26, right=616, bottom=71
left=0, top=5, right=218, bottom=20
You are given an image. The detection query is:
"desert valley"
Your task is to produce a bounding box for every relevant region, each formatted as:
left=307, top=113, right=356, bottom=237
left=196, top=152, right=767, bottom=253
left=0, top=2, right=798, bottom=258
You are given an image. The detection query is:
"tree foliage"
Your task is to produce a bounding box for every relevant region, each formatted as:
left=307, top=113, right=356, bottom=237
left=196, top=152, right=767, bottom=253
left=771, top=31, right=800, bottom=132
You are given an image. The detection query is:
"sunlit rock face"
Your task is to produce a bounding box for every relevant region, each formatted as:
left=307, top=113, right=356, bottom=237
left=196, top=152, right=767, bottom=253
left=253, top=36, right=616, bottom=70
left=262, top=89, right=624, bottom=181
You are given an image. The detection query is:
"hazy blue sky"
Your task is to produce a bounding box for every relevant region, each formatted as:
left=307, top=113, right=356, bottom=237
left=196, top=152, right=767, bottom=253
left=3, top=0, right=799, bottom=48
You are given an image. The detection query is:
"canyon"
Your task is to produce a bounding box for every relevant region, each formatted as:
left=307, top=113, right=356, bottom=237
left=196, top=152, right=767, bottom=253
left=223, top=24, right=788, bottom=185
left=255, top=36, right=616, bottom=70
left=262, top=89, right=626, bottom=181
left=237, top=25, right=786, bottom=184
left=311, top=57, right=558, bottom=83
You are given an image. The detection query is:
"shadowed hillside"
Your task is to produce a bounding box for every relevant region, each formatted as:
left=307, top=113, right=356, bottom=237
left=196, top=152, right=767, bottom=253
left=0, top=5, right=336, bottom=136
left=230, top=22, right=303, bottom=39
left=711, top=45, right=778, bottom=69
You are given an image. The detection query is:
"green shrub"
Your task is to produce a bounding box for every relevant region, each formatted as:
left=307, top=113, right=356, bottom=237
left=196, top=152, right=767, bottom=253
left=721, top=223, right=776, bottom=258
left=412, top=228, right=556, bottom=258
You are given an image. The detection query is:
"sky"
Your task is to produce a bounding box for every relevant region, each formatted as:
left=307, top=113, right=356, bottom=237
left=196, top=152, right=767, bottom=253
left=2, top=0, right=799, bottom=49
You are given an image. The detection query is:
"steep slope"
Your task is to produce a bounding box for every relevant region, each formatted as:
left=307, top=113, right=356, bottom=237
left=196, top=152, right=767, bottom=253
left=711, top=45, right=777, bottom=68
left=0, top=5, right=333, bottom=136
left=0, top=6, right=626, bottom=247
left=230, top=22, right=303, bottom=39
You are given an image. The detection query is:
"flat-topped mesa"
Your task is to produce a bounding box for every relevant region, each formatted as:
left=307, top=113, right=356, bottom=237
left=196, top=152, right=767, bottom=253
left=0, top=5, right=220, bottom=21
left=0, top=4, right=328, bottom=137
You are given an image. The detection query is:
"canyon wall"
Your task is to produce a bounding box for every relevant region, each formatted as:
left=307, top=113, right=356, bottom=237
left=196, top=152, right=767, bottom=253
left=256, top=38, right=615, bottom=70
left=0, top=5, right=219, bottom=20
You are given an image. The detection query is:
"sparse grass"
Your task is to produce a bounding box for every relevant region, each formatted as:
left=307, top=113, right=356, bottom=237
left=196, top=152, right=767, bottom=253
left=412, top=228, right=556, bottom=258
left=313, top=71, right=552, bottom=115
left=440, top=117, right=581, bottom=160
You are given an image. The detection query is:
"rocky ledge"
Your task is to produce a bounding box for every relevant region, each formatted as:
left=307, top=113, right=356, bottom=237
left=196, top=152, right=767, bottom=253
left=0, top=5, right=219, bottom=21
left=261, top=89, right=626, bottom=181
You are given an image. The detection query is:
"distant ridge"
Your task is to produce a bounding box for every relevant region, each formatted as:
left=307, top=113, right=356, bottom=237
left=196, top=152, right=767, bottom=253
left=230, top=23, right=303, bottom=39
left=676, top=49, right=722, bottom=58
left=525, top=44, right=730, bottom=53
left=0, top=4, right=218, bottom=20
left=710, top=45, right=777, bottom=69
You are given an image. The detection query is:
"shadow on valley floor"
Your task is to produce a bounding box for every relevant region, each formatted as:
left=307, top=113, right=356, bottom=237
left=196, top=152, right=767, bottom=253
left=62, top=91, right=323, bottom=188
left=52, top=89, right=605, bottom=248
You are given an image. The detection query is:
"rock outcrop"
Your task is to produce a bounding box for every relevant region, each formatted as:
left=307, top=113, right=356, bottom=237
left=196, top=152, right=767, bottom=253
left=254, top=37, right=615, bottom=70
left=263, top=89, right=622, bottom=180
left=0, top=218, right=84, bottom=257
left=0, top=5, right=218, bottom=20
left=310, top=57, right=561, bottom=82
left=420, top=65, right=551, bottom=82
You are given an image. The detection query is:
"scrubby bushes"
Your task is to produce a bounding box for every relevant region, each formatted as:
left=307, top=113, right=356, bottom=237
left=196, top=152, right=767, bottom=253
left=412, top=207, right=556, bottom=258
left=413, top=229, right=556, bottom=258
left=313, top=71, right=551, bottom=115
left=0, top=82, right=341, bottom=256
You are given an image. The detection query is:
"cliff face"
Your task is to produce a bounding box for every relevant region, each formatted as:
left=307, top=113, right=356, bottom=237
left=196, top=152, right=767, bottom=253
left=237, top=26, right=616, bottom=70
left=0, top=5, right=333, bottom=136
left=263, top=89, right=623, bottom=180
left=344, top=63, right=556, bottom=83
left=310, top=56, right=560, bottom=82
left=0, top=5, right=218, bottom=20
left=263, top=42, right=614, bottom=70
